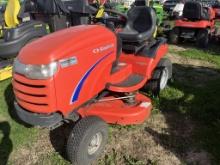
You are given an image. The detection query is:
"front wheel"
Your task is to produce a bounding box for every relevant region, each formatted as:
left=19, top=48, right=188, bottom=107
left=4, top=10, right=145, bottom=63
left=169, top=27, right=180, bottom=44
left=196, top=29, right=209, bottom=48
left=144, top=58, right=172, bottom=95
left=66, top=116, right=108, bottom=165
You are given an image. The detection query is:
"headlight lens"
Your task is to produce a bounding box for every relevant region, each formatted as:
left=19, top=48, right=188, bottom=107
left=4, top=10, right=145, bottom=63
left=13, top=59, right=58, bottom=80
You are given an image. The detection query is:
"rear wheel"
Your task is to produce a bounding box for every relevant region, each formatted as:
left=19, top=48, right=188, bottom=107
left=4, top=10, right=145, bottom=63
left=169, top=27, right=180, bottom=44
left=196, top=29, right=209, bottom=48
left=144, top=58, right=172, bottom=96
left=66, top=116, right=108, bottom=165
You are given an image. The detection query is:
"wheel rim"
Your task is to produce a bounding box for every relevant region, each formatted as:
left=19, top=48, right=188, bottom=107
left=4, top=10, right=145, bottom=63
left=88, top=132, right=103, bottom=155
left=160, top=68, right=169, bottom=90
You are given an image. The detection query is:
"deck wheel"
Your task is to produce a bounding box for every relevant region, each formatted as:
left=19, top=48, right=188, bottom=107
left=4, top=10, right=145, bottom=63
left=144, top=58, right=172, bottom=96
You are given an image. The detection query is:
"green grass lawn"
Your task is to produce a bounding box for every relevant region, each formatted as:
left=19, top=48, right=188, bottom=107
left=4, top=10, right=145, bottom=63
left=159, top=75, right=220, bottom=163
left=0, top=44, right=220, bottom=164
left=170, top=44, right=220, bottom=68
left=167, top=44, right=220, bottom=164
left=0, top=80, right=39, bottom=165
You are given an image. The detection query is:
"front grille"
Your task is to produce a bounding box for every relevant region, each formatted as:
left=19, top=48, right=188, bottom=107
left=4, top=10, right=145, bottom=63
left=13, top=73, right=56, bottom=114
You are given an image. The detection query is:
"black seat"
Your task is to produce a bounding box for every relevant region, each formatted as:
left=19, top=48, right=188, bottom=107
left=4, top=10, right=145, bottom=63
left=25, top=0, right=96, bottom=15
left=133, top=0, right=147, bottom=6
left=118, top=6, right=156, bottom=43
left=183, top=1, right=210, bottom=20
left=24, top=0, right=93, bottom=31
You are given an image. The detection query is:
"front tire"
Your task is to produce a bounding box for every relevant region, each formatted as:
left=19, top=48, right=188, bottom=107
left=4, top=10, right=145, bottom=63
left=169, top=27, right=180, bottom=44
left=196, top=29, right=209, bottom=48
left=66, top=116, right=108, bottom=165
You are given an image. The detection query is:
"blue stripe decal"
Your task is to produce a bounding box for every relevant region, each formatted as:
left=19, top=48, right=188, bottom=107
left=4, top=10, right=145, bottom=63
left=70, top=51, right=113, bottom=103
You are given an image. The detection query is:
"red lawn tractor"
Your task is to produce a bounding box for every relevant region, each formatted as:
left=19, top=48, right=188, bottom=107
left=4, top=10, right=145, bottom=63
left=12, top=5, right=172, bottom=165
left=169, top=1, right=216, bottom=47
left=213, top=7, right=220, bottom=20
left=212, top=1, right=220, bottom=20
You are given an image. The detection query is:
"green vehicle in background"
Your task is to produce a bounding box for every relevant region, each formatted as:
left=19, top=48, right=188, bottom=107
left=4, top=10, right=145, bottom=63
left=109, top=0, right=164, bottom=25
left=109, top=2, right=128, bottom=13
left=0, top=0, right=7, bottom=12
left=0, top=0, right=7, bottom=36
left=115, top=3, right=128, bottom=13
left=150, top=0, right=164, bottom=26
left=0, top=0, right=7, bottom=5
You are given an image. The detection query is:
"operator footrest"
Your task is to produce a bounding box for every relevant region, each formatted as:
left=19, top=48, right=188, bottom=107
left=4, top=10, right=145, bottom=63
left=109, top=63, right=132, bottom=84
left=113, top=74, right=144, bottom=87
left=107, top=74, right=146, bottom=93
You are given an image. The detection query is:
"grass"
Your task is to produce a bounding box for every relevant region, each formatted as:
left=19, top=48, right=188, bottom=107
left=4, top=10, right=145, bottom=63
left=159, top=77, right=220, bottom=163
left=0, top=43, right=220, bottom=164
left=160, top=44, right=220, bottom=164
left=169, top=44, right=220, bottom=68
left=0, top=80, right=39, bottom=165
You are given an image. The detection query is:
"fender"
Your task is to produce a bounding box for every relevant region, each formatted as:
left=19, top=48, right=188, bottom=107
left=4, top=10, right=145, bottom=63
left=175, top=20, right=212, bottom=28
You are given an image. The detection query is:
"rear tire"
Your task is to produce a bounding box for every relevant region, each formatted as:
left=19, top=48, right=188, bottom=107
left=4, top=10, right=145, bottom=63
left=144, top=58, right=172, bottom=95
left=169, top=27, right=180, bottom=44
left=196, top=29, right=209, bottom=48
left=66, top=116, right=108, bottom=165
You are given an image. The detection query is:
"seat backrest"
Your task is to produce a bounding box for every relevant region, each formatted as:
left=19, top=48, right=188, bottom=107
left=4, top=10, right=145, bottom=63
left=134, top=0, right=147, bottom=6
left=127, top=6, right=156, bottom=34
left=34, top=0, right=93, bottom=14
left=4, top=0, right=21, bottom=27
left=62, top=0, right=91, bottom=13
left=33, top=0, right=68, bottom=14
left=183, top=1, right=202, bottom=20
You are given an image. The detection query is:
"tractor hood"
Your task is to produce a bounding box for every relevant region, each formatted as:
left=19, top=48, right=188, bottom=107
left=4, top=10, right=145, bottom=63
left=18, top=25, right=115, bottom=65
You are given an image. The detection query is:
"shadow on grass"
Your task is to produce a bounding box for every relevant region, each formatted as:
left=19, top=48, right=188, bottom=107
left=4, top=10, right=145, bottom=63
left=145, top=63, right=220, bottom=164
left=0, top=121, right=13, bottom=165
left=49, top=123, right=74, bottom=161
left=4, top=84, right=31, bottom=127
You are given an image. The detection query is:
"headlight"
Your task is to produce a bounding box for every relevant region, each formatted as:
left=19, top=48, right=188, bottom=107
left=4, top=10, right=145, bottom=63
left=13, top=59, right=58, bottom=80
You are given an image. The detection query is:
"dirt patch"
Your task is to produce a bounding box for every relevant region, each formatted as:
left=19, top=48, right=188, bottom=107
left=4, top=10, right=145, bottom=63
left=10, top=129, right=54, bottom=165
left=0, top=115, right=8, bottom=122
left=7, top=112, right=213, bottom=165
left=9, top=113, right=205, bottom=165
left=169, top=45, right=187, bottom=52
left=98, top=113, right=201, bottom=165
left=167, top=53, right=217, bottom=69
left=166, top=52, right=220, bottom=86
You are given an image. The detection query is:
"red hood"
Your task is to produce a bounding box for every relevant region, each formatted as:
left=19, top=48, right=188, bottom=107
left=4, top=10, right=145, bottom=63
left=18, top=25, right=114, bottom=65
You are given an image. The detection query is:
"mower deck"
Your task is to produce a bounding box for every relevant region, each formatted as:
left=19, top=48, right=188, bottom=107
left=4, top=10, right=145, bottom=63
left=78, top=93, right=152, bottom=125
left=14, top=93, right=152, bottom=127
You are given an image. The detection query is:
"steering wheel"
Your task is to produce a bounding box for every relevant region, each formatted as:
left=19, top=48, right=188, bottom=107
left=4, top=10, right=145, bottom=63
left=95, top=8, right=128, bottom=31
left=103, top=9, right=127, bottom=24
left=87, top=1, right=128, bottom=30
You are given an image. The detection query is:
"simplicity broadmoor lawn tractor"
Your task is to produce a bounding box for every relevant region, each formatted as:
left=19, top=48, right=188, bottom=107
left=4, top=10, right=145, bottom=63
left=12, top=1, right=172, bottom=165
left=169, top=1, right=216, bottom=47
